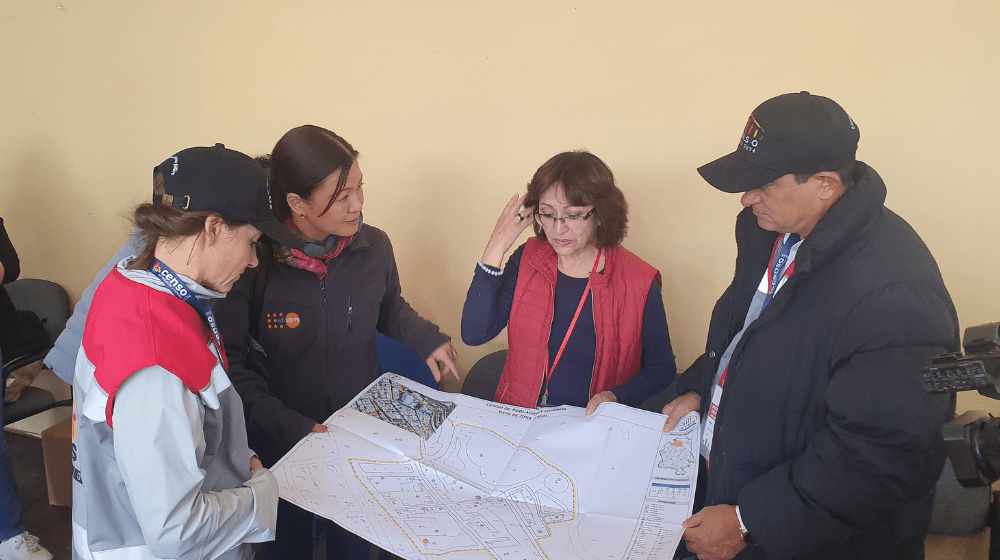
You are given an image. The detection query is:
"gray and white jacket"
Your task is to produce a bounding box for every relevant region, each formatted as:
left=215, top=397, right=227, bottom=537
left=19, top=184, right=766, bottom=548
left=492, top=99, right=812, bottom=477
left=72, top=261, right=277, bottom=560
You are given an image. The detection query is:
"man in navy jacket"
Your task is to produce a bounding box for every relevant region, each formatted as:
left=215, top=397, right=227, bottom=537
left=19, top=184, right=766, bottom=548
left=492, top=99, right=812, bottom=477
left=662, top=92, right=959, bottom=560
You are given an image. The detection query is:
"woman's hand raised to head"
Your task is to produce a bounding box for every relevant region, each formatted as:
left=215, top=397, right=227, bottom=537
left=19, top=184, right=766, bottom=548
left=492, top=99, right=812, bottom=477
left=481, top=194, right=535, bottom=268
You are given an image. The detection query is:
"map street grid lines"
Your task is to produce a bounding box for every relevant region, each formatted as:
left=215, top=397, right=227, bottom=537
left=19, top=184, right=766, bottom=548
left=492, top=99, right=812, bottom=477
left=353, top=377, right=457, bottom=440
left=272, top=373, right=699, bottom=560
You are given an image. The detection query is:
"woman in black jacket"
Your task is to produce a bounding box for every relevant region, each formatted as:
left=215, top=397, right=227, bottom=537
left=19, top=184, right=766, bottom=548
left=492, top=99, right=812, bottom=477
left=214, top=125, right=459, bottom=560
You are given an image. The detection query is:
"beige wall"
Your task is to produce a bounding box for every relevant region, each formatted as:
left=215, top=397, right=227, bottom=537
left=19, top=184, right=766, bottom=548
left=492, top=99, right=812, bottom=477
left=2, top=1, right=998, bottom=412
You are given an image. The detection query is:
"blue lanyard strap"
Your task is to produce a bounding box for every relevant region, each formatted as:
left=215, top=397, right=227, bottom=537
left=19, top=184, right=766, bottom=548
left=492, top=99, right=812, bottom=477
left=761, top=233, right=800, bottom=310
left=149, top=259, right=226, bottom=362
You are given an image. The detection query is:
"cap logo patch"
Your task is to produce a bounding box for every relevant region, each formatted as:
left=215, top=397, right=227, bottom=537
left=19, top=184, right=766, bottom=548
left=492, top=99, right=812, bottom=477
left=169, top=156, right=179, bottom=176
left=741, top=115, right=764, bottom=154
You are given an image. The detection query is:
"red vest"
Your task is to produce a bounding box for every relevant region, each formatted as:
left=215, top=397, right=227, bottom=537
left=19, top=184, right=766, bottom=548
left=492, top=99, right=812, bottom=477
left=495, top=239, right=661, bottom=407
left=83, top=268, right=224, bottom=427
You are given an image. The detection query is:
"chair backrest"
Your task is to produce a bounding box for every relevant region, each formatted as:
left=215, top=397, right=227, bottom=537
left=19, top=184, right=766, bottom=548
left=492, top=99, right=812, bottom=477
left=927, top=457, right=990, bottom=536
left=461, top=349, right=507, bottom=401
left=376, top=333, right=438, bottom=389
left=2, top=279, right=72, bottom=424
left=4, top=278, right=72, bottom=347
left=927, top=411, right=993, bottom=537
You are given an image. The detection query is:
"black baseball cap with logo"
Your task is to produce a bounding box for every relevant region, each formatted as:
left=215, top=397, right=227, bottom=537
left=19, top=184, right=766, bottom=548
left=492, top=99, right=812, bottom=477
left=153, top=143, right=307, bottom=250
left=698, top=92, right=860, bottom=193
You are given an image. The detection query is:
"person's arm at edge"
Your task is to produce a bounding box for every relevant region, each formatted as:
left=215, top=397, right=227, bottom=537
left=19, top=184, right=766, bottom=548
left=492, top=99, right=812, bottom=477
left=461, top=244, right=523, bottom=346
left=0, top=218, right=20, bottom=285
left=375, top=230, right=450, bottom=361
left=45, top=231, right=142, bottom=383
left=659, top=280, right=739, bottom=430
left=607, top=281, right=677, bottom=407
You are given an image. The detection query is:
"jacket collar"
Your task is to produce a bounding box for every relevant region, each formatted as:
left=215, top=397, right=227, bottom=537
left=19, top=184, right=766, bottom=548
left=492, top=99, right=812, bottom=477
left=524, top=237, right=617, bottom=287
left=116, top=258, right=226, bottom=300
left=345, top=223, right=371, bottom=252
left=786, top=161, right=885, bottom=275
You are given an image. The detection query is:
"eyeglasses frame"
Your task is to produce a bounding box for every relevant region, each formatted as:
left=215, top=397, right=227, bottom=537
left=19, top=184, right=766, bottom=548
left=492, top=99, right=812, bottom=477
left=534, top=208, right=597, bottom=229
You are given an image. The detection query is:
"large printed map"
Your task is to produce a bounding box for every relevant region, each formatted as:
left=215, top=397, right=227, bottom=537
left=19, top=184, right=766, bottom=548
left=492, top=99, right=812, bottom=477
left=272, top=374, right=699, bottom=560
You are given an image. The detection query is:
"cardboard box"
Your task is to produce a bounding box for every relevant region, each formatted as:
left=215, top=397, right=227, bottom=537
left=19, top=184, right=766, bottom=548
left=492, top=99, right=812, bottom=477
left=40, top=417, right=72, bottom=508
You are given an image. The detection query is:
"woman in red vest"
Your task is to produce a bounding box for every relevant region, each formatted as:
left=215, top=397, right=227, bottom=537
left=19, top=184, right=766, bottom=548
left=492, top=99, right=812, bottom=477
left=462, top=151, right=677, bottom=411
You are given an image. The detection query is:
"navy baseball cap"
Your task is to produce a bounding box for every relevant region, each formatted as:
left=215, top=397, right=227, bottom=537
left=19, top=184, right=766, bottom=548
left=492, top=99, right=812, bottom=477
left=153, top=143, right=303, bottom=248
left=698, top=92, right=860, bottom=193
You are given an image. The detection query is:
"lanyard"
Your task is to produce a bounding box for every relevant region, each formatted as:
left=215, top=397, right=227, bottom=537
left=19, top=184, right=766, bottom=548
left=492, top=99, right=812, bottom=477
left=701, top=232, right=799, bottom=461
left=149, top=259, right=226, bottom=365
left=761, top=233, right=799, bottom=310
left=540, top=249, right=601, bottom=406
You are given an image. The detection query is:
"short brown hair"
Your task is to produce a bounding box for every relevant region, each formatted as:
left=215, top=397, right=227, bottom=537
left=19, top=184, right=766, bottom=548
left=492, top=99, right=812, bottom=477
left=524, top=151, right=628, bottom=249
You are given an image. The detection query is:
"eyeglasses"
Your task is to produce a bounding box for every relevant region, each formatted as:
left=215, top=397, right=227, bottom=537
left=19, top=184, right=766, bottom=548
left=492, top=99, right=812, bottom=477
left=534, top=208, right=596, bottom=229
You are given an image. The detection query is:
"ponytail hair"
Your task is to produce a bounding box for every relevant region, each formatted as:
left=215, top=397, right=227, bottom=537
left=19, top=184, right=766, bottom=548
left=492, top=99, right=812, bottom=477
left=268, top=125, right=358, bottom=222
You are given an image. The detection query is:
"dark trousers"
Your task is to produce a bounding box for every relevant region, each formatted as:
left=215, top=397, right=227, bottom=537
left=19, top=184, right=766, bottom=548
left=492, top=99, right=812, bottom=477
left=0, top=361, right=27, bottom=541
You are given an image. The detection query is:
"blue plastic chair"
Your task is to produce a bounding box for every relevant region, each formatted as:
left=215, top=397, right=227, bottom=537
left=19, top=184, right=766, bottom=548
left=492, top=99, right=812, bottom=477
left=375, top=333, right=438, bottom=389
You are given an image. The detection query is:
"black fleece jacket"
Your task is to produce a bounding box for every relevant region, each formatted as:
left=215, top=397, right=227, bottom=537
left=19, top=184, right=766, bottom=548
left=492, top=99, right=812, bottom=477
left=214, top=224, right=450, bottom=466
left=0, top=218, right=21, bottom=344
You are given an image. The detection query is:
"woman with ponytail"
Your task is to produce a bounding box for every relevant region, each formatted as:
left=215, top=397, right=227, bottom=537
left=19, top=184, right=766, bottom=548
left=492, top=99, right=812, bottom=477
left=213, top=125, right=459, bottom=560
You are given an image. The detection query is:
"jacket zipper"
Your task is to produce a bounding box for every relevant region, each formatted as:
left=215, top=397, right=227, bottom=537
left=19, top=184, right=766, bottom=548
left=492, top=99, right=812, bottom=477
left=588, top=286, right=596, bottom=399
left=707, top=350, right=742, bottom=507
left=588, top=253, right=605, bottom=398
left=530, top=259, right=556, bottom=404
left=704, top=233, right=803, bottom=505
left=346, top=295, right=353, bottom=351
left=319, top=279, right=333, bottom=363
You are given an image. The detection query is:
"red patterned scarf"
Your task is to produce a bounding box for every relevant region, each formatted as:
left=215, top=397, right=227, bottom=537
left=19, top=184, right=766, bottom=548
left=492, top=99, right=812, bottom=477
left=276, top=219, right=351, bottom=280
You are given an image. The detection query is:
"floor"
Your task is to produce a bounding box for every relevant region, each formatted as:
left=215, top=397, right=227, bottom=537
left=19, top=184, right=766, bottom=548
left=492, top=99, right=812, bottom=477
left=8, top=430, right=71, bottom=560
left=6, top=368, right=72, bottom=560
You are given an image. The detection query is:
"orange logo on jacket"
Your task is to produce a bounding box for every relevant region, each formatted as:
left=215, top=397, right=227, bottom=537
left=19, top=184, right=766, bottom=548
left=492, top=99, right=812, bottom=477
left=267, top=312, right=301, bottom=329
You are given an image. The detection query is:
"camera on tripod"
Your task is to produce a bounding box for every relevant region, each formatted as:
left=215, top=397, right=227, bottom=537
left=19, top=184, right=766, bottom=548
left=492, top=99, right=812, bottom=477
left=924, top=322, right=1000, bottom=488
